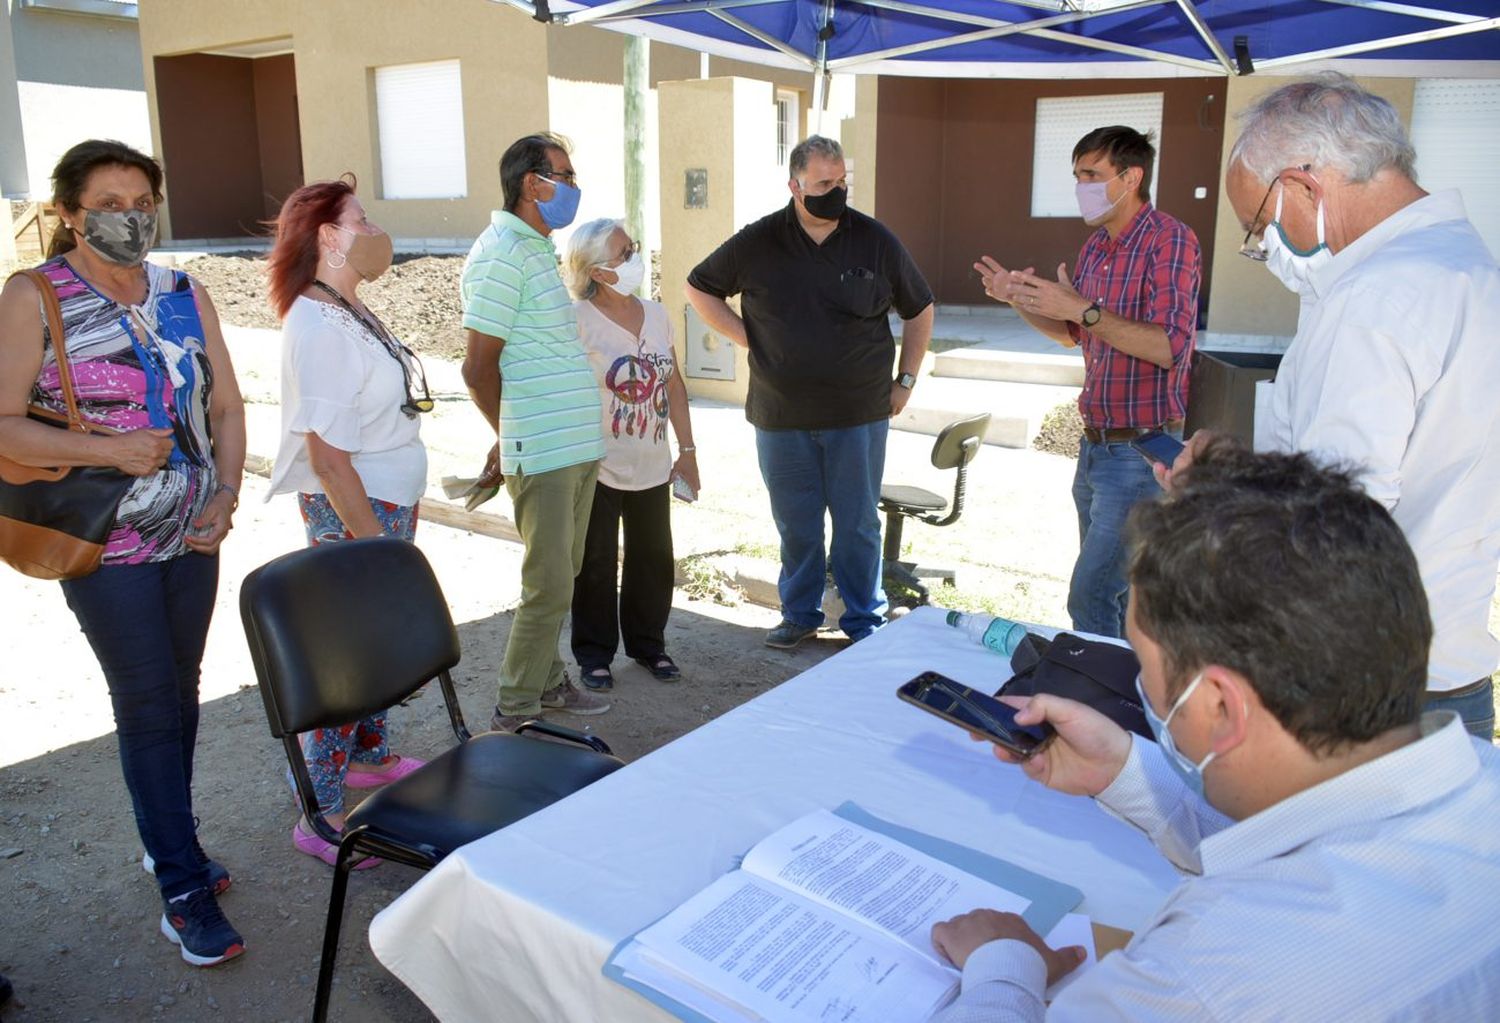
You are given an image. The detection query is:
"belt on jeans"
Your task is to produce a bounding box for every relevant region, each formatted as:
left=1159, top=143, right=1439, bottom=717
left=1423, top=676, right=1493, bottom=700
left=1082, top=419, right=1184, bottom=444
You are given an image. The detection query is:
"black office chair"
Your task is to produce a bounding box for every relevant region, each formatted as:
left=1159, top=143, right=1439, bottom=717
left=880, top=412, right=992, bottom=608
left=240, top=538, right=624, bottom=1023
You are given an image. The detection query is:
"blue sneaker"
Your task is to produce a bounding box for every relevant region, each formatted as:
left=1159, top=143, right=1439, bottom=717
left=160, top=888, right=245, bottom=967
left=143, top=838, right=231, bottom=896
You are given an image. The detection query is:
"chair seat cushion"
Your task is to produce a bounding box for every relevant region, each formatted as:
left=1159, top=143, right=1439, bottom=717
left=345, top=732, right=623, bottom=861
left=879, top=484, right=947, bottom=514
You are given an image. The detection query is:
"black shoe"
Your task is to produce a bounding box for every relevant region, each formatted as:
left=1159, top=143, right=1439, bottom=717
left=580, top=665, right=615, bottom=691
left=765, top=620, right=818, bottom=649
left=0, top=971, right=12, bottom=1006
left=633, top=654, right=682, bottom=682
left=160, top=888, right=245, bottom=967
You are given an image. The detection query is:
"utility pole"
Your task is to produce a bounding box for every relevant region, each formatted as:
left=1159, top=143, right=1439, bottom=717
left=624, top=34, right=648, bottom=296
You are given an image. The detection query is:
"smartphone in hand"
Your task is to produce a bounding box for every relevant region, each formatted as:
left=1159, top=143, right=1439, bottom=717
left=671, top=473, right=697, bottom=503
left=897, top=671, right=1055, bottom=759
left=1130, top=428, right=1184, bottom=468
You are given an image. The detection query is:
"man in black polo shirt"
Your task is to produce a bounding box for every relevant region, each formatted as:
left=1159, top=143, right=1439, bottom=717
left=686, top=135, right=935, bottom=647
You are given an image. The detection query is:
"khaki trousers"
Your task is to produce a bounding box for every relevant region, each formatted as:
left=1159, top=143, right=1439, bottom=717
left=498, top=459, right=599, bottom=715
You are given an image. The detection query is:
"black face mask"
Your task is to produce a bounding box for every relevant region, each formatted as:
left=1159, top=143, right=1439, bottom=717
left=801, top=185, right=847, bottom=221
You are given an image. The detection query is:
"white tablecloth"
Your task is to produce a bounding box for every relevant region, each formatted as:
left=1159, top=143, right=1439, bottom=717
left=369, top=607, right=1180, bottom=1022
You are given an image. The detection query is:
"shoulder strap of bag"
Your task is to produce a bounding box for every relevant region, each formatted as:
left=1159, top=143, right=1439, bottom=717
left=9, top=269, right=86, bottom=434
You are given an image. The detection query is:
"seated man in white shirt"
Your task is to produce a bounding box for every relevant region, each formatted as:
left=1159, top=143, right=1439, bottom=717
left=931, top=443, right=1500, bottom=1022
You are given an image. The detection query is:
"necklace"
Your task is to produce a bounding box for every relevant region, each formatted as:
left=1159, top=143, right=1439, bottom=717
left=311, top=280, right=397, bottom=346
left=309, top=280, right=432, bottom=418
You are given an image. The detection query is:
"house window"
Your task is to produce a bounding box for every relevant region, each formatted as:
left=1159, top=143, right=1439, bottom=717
left=776, top=89, right=799, bottom=166
left=1031, top=92, right=1163, bottom=218
left=374, top=59, right=468, bottom=200
left=1412, top=79, right=1500, bottom=257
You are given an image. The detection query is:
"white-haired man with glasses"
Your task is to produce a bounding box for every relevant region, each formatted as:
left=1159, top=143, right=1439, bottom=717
left=1165, top=73, right=1500, bottom=738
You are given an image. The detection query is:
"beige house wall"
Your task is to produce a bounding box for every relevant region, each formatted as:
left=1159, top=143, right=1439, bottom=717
left=845, top=76, right=879, bottom=211
left=658, top=77, right=783, bottom=406
left=1206, top=74, right=1416, bottom=337
left=139, top=0, right=550, bottom=241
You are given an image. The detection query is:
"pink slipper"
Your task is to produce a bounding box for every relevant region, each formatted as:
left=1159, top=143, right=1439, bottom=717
left=344, top=754, right=427, bottom=789
left=292, top=820, right=382, bottom=870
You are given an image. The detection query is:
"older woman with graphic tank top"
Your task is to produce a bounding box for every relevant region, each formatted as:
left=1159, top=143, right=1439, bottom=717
left=0, top=141, right=247, bottom=966
left=561, top=219, right=699, bottom=690
left=265, top=178, right=430, bottom=870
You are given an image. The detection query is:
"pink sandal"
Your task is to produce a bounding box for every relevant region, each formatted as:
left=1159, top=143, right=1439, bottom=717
left=292, top=820, right=382, bottom=870
left=344, top=754, right=427, bottom=789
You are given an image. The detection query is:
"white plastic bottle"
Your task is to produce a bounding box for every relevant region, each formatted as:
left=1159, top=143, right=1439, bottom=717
left=945, top=610, right=1027, bottom=657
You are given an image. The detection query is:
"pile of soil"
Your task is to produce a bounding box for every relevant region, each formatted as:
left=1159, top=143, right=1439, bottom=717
left=1032, top=398, right=1084, bottom=459
left=185, top=254, right=469, bottom=361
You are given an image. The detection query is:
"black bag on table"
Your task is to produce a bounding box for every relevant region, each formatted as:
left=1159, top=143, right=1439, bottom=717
left=998, top=632, right=1152, bottom=740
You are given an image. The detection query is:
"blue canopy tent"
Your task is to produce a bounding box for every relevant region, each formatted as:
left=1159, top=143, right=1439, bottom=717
left=494, top=2, right=1500, bottom=77
left=495, top=1, right=1499, bottom=117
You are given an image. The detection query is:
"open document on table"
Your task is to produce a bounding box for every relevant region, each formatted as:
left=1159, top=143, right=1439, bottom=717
left=605, top=806, right=1083, bottom=1023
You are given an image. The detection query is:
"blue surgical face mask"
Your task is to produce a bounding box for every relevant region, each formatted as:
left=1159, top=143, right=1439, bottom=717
left=1136, top=672, right=1217, bottom=798
left=535, top=174, right=581, bottom=230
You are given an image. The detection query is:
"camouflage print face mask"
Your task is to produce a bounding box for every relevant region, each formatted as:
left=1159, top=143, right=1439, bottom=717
left=79, top=208, right=157, bottom=266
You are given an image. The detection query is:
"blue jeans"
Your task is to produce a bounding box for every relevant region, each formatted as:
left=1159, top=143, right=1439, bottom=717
left=756, top=420, right=889, bottom=639
left=1069, top=437, right=1163, bottom=638
left=60, top=553, right=219, bottom=900
left=1424, top=679, right=1496, bottom=739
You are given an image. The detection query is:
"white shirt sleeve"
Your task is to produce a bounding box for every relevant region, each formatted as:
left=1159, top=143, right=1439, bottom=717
left=931, top=941, right=1048, bottom=1023
left=1094, top=735, right=1234, bottom=874
left=284, top=314, right=366, bottom=454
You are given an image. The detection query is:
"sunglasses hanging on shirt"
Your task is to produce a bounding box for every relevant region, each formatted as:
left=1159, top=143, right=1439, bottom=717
left=311, top=280, right=434, bottom=419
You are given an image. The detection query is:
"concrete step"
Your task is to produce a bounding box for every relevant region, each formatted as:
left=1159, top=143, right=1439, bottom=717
left=893, top=376, right=1078, bottom=450
left=934, top=346, right=1085, bottom=387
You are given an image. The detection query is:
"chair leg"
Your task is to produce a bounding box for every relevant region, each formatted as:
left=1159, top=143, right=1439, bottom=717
left=313, top=841, right=358, bottom=1023
left=882, top=512, right=905, bottom=562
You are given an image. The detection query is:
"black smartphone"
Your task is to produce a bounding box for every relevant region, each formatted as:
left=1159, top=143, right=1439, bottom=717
left=1130, top=428, right=1185, bottom=467
left=897, top=671, right=1055, bottom=759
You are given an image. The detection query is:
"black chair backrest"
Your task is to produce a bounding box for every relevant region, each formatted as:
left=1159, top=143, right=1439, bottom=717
left=930, top=412, right=992, bottom=471
left=241, top=538, right=461, bottom=738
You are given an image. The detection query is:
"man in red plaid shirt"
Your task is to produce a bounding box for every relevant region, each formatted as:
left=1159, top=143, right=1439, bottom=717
left=976, top=126, right=1201, bottom=637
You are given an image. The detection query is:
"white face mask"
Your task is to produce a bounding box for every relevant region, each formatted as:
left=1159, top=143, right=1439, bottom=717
left=603, top=251, right=645, bottom=296
left=1262, top=182, right=1332, bottom=299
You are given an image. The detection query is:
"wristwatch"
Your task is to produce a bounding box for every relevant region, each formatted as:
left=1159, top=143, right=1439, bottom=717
left=896, top=371, right=917, bottom=390
left=1080, top=301, right=1103, bottom=328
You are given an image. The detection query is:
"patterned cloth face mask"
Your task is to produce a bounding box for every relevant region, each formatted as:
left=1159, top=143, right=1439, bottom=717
left=79, top=208, right=157, bottom=266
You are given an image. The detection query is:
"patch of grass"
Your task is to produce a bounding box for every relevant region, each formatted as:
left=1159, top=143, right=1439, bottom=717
left=732, top=540, right=780, bottom=562
left=679, top=553, right=743, bottom=606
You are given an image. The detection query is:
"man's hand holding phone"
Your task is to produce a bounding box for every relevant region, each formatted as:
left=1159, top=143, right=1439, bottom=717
left=1152, top=429, right=1217, bottom=492
left=986, top=694, right=1133, bottom=798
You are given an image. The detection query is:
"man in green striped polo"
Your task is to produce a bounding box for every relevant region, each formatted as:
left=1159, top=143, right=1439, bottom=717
left=461, top=132, right=609, bottom=731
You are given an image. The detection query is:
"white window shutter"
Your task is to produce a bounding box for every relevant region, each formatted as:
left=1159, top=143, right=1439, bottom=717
left=375, top=60, right=468, bottom=200
left=1031, top=93, right=1163, bottom=218
left=1412, top=79, right=1500, bottom=258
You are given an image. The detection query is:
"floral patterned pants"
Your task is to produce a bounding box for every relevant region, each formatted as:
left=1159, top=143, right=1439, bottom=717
left=292, top=492, right=418, bottom=814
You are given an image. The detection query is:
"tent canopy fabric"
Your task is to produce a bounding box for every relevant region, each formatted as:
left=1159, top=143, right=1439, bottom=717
left=496, top=1, right=1500, bottom=79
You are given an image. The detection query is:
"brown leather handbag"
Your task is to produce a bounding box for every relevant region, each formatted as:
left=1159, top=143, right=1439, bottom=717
left=0, top=269, right=134, bottom=580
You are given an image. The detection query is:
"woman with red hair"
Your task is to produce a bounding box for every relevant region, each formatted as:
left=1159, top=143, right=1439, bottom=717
left=265, top=176, right=429, bottom=867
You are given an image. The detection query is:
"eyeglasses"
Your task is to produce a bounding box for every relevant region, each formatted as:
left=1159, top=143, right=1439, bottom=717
left=1239, top=163, right=1311, bottom=262
left=396, top=345, right=434, bottom=419
left=611, top=239, right=640, bottom=265
left=536, top=168, right=578, bottom=188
